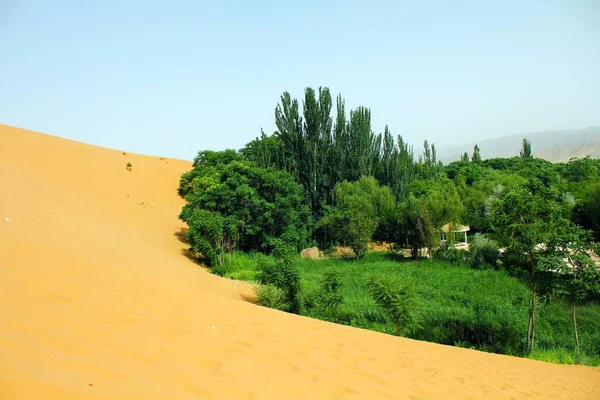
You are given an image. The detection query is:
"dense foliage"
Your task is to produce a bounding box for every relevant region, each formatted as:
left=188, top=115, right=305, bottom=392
left=316, top=176, right=395, bottom=258
left=241, top=88, right=420, bottom=220
left=177, top=85, right=600, bottom=364
left=178, top=158, right=310, bottom=265
left=487, top=178, right=596, bottom=352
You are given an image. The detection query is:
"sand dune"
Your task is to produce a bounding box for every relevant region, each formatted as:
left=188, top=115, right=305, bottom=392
left=1, top=124, right=598, bottom=399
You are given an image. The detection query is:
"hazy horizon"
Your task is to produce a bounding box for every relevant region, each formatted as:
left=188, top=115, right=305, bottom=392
left=1, top=1, right=599, bottom=160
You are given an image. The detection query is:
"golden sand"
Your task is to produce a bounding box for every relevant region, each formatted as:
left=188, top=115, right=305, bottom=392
left=1, top=124, right=598, bottom=399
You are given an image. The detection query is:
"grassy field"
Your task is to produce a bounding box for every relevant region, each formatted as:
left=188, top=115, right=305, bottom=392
left=211, top=251, right=600, bottom=366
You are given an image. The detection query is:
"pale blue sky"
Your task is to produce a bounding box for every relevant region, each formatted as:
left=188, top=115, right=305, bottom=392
left=1, top=1, right=598, bottom=160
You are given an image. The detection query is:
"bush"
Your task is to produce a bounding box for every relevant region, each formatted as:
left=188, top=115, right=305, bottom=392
left=255, top=285, right=289, bottom=311
left=256, top=251, right=301, bottom=314
left=469, top=233, right=500, bottom=269
left=433, top=247, right=469, bottom=265
left=178, top=160, right=311, bottom=258
left=365, top=274, right=421, bottom=336
left=314, top=269, right=344, bottom=322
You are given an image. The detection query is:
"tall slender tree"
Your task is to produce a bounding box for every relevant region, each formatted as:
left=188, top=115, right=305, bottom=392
left=244, top=86, right=418, bottom=222
left=472, top=144, right=482, bottom=164
left=520, top=138, right=532, bottom=158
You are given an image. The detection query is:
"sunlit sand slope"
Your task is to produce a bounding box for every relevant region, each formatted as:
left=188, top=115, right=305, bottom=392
left=1, top=124, right=598, bottom=399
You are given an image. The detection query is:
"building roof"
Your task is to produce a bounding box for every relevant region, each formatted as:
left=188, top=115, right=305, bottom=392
left=440, top=223, right=470, bottom=233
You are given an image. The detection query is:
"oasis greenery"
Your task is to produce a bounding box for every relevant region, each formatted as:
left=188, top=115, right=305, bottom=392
left=176, top=86, right=600, bottom=366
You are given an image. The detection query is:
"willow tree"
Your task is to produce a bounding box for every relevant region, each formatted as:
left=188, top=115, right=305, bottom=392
left=395, top=177, right=464, bottom=258
left=317, top=176, right=395, bottom=259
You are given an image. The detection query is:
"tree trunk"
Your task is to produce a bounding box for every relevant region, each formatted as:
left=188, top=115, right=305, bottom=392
left=526, top=256, right=536, bottom=353
left=384, top=313, right=389, bottom=334
left=411, top=243, right=418, bottom=259
left=573, top=302, right=580, bottom=353
left=527, top=278, right=536, bottom=353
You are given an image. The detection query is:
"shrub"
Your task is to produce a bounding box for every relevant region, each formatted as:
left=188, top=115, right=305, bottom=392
left=365, top=274, right=421, bottom=336
left=178, top=160, right=311, bottom=256
left=256, top=251, right=301, bottom=314
left=126, top=162, right=132, bottom=171
left=255, top=285, right=289, bottom=311
left=469, top=233, right=500, bottom=269
left=433, top=247, right=469, bottom=265
left=314, top=269, right=344, bottom=322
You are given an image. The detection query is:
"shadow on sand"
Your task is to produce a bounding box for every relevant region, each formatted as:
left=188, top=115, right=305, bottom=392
left=174, top=227, right=189, bottom=244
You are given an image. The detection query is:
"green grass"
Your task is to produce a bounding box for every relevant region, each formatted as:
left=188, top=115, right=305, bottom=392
left=208, top=250, right=600, bottom=366
left=528, top=349, right=600, bottom=366
left=211, top=251, right=262, bottom=282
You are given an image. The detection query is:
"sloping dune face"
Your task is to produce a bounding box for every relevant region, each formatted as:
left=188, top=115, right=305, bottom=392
left=1, top=124, right=598, bottom=399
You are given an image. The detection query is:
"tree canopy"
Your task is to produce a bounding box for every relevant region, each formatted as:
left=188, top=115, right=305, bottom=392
left=316, top=176, right=395, bottom=259
left=177, top=85, right=600, bottom=268
left=179, top=160, right=311, bottom=265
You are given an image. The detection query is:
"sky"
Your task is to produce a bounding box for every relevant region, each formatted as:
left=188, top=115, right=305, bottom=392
left=1, top=0, right=599, bottom=160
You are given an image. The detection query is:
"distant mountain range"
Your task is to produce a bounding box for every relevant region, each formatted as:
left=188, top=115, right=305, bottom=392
left=436, top=126, right=600, bottom=164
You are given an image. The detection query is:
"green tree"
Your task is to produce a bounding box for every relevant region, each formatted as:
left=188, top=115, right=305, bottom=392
left=471, top=144, right=482, bottom=164
left=488, top=178, right=592, bottom=352
left=317, top=176, right=395, bottom=259
left=240, top=129, right=283, bottom=169
left=562, top=156, right=599, bottom=184
left=178, top=149, right=241, bottom=196
left=418, top=140, right=444, bottom=181
left=544, top=232, right=600, bottom=352
left=445, top=161, right=526, bottom=233
left=572, top=183, right=600, bottom=241
left=460, top=152, right=470, bottom=162
left=396, top=178, right=464, bottom=258
left=482, top=157, right=560, bottom=188
left=374, top=127, right=417, bottom=202
left=520, top=138, right=532, bottom=159
left=244, top=87, right=415, bottom=222
left=183, top=209, right=224, bottom=266
left=179, top=159, right=311, bottom=262
left=393, top=195, right=425, bottom=258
